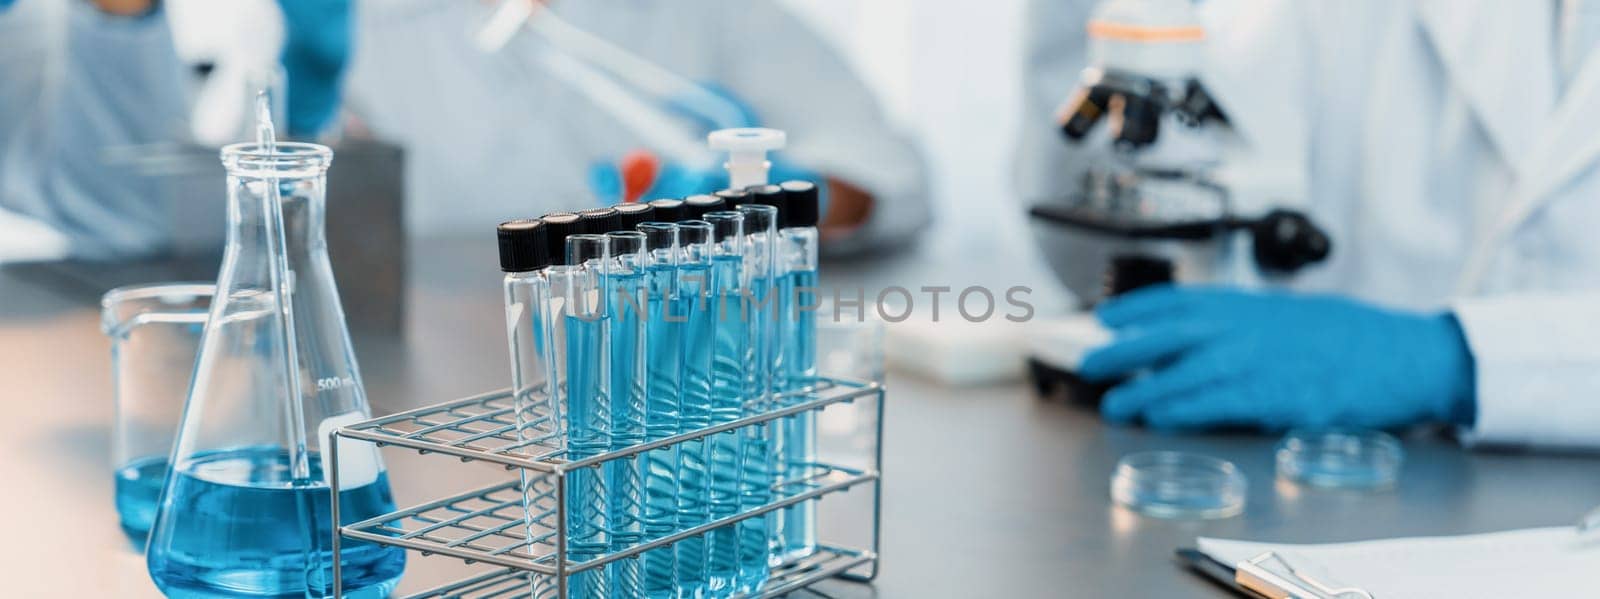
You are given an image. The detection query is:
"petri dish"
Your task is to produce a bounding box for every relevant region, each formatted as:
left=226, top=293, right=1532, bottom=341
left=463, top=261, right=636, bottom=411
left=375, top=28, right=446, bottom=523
left=1110, top=451, right=1247, bottom=519
left=1275, top=429, right=1403, bottom=489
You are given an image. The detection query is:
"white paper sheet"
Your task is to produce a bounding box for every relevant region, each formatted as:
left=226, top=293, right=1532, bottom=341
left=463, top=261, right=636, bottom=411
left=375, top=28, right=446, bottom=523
left=1198, top=527, right=1600, bottom=598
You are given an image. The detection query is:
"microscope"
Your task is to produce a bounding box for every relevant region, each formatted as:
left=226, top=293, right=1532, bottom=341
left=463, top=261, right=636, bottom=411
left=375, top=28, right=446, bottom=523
left=1026, top=0, right=1331, bottom=403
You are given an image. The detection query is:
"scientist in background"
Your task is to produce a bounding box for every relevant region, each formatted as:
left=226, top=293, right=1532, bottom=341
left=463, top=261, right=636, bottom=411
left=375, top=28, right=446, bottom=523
left=1021, top=0, right=1600, bottom=449
left=0, top=0, right=188, bottom=258
left=343, top=0, right=929, bottom=254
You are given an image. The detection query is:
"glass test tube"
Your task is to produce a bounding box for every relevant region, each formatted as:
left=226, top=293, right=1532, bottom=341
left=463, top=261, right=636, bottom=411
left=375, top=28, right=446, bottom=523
left=735, top=203, right=779, bottom=593
left=703, top=211, right=746, bottom=594
left=638, top=222, right=681, bottom=599
left=674, top=219, right=716, bottom=597
left=606, top=231, right=648, bottom=598
left=497, top=219, right=558, bottom=599
left=555, top=233, right=611, bottom=598
left=775, top=180, right=821, bottom=561
left=499, top=220, right=557, bottom=452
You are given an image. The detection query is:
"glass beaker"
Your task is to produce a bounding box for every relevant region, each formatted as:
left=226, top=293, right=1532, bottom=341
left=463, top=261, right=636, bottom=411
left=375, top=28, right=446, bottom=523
left=145, top=141, right=405, bottom=598
left=101, top=283, right=213, bottom=544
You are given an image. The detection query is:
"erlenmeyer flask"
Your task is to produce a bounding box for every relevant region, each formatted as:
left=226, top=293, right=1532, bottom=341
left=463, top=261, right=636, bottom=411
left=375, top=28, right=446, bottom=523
left=145, top=141, right=405, bottom=598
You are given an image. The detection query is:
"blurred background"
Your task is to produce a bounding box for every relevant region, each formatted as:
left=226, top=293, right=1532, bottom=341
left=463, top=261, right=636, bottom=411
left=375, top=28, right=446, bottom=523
left=0, top=0, right=1036, bottom=265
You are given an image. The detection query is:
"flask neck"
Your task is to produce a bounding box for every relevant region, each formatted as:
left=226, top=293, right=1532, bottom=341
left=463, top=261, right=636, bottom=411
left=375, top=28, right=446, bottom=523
left=224, top=175, right=330, bottom=264
left=219, top=141, right=335, bottom=268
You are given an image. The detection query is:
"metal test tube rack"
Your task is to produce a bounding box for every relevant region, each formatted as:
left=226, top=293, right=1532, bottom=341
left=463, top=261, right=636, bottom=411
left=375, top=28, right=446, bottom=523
left=326, top=376, right=885, bottom=598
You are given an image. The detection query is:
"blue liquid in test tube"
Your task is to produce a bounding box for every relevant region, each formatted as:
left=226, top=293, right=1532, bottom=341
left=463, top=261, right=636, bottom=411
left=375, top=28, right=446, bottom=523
left=704, top=212, right=746, bottom=595
left=558, top=231, right=612, bottom=599
left=606, top=231, right=648, bottom=597
left=736, top=204, right=779, bottom=594
left=675, top=236, right=714, bottom=598
left=778, top=267, right=818, bottom=559
left=638, top=223, right=684, bottom=599
left=565, top=312, right=611, bottom=598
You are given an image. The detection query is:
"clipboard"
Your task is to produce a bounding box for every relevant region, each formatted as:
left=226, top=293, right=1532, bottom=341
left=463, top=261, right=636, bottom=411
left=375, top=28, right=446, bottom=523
left=1176, top=548, right=1375, bottom=598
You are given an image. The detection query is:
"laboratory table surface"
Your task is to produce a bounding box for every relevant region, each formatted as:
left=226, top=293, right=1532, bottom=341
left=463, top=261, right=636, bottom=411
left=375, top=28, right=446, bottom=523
left=4, top=234, right=1598, bottom=598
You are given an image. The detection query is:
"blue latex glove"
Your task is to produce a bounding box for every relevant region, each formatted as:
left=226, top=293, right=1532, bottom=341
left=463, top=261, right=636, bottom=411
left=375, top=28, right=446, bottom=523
left=588, top=82, right=826, bottom=207
left=0, top=0, right=15, bottom=11
left=588, top=154, right=823, bottom=205
left=277, top=0, right=351, bottom=138
left=1079, top=285, right=1476, bottom=432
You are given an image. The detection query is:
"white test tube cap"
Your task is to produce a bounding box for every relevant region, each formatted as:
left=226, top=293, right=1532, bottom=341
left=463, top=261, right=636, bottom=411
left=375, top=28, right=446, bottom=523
left=708, top=128, right=786, bottom=189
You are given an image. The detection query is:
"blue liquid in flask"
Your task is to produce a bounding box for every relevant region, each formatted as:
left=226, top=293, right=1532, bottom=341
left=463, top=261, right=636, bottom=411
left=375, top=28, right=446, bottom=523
left=146, top=446, right=405, bottom=599
left=116, top=455, right=169, bottom=543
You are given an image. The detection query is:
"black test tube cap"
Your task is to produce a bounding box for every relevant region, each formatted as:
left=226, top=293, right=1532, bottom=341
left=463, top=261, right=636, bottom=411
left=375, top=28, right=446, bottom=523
left=497, top=219, right=550, bottom=273
left=779, top=180, right=820, bottom=228
left=540, top=212, right=583, bottom=266
left=647, top=198, right=687, bottom=222
left=745, top=184, right=785, bottom=218
left=577, top=207, right=624, bottom=234
left=714, top=188, right=751, bottom=209
left=613, top=202, right=656, bottom=230
left=684, top=194, right=726, bottom=220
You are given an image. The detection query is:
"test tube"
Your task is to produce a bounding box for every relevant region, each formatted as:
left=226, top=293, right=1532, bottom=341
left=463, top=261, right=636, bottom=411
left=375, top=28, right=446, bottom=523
left=734, top=203, right=779, bottom=592
left=775, top=180, right=821, bottom=561
left=554, top=232, right=611, bottom=598
left=674, top=219, right=716, bottom=597
left=605, top=230, right=648, bottom=597
left=497, top=219, right=556, bottom=599
left=498, top=220, right=555, bottom=445
left=702, top=210, right=745, bottom=594
left=540, top=212, right=584, bottom=429
left=637, top=221, right=681, bottom=599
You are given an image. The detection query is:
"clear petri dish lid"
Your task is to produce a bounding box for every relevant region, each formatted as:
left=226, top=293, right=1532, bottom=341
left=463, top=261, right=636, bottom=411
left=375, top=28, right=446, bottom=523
left=1110, top=451, right=1247, bottom=519
left=1275, top=429, right=1403, bottom=489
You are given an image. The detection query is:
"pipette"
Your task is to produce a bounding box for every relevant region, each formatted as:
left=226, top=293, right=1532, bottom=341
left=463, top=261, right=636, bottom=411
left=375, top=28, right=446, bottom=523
left=475, top=0, right=746, bottom=164
left=254, top=91, right=312, bottom=482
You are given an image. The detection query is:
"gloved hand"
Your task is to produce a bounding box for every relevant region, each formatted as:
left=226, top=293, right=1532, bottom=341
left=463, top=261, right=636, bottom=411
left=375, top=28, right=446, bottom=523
left=1078, top=285, right=1477, bottom=432
left=277, top=0, right=352, bottom=138
left=588, top=154, right=820, bottom=205
left=588, top=82, right=823, bottom=204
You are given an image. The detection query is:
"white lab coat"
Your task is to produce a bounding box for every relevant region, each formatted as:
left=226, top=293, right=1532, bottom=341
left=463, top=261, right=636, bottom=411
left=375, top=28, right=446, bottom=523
left=1020, top=0, right=1600, bottom=449
left=346, top=0, right=930, bottom=254
left=0, top=0, right=189, bottom=259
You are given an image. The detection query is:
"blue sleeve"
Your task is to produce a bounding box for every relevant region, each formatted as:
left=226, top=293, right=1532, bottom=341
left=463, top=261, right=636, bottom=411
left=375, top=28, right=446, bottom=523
left=1, top=1, right=189, bottom=258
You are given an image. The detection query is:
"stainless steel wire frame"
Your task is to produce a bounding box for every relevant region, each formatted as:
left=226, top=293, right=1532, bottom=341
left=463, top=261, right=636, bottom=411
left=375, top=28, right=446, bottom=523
left=391, top=546, right=876, bottom=599
left=328, top=376, right=885, bottom=598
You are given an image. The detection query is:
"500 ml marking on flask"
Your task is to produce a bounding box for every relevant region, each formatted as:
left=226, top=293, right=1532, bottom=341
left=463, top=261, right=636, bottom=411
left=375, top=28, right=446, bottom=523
left=316, top=376, right=356, bottom=391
